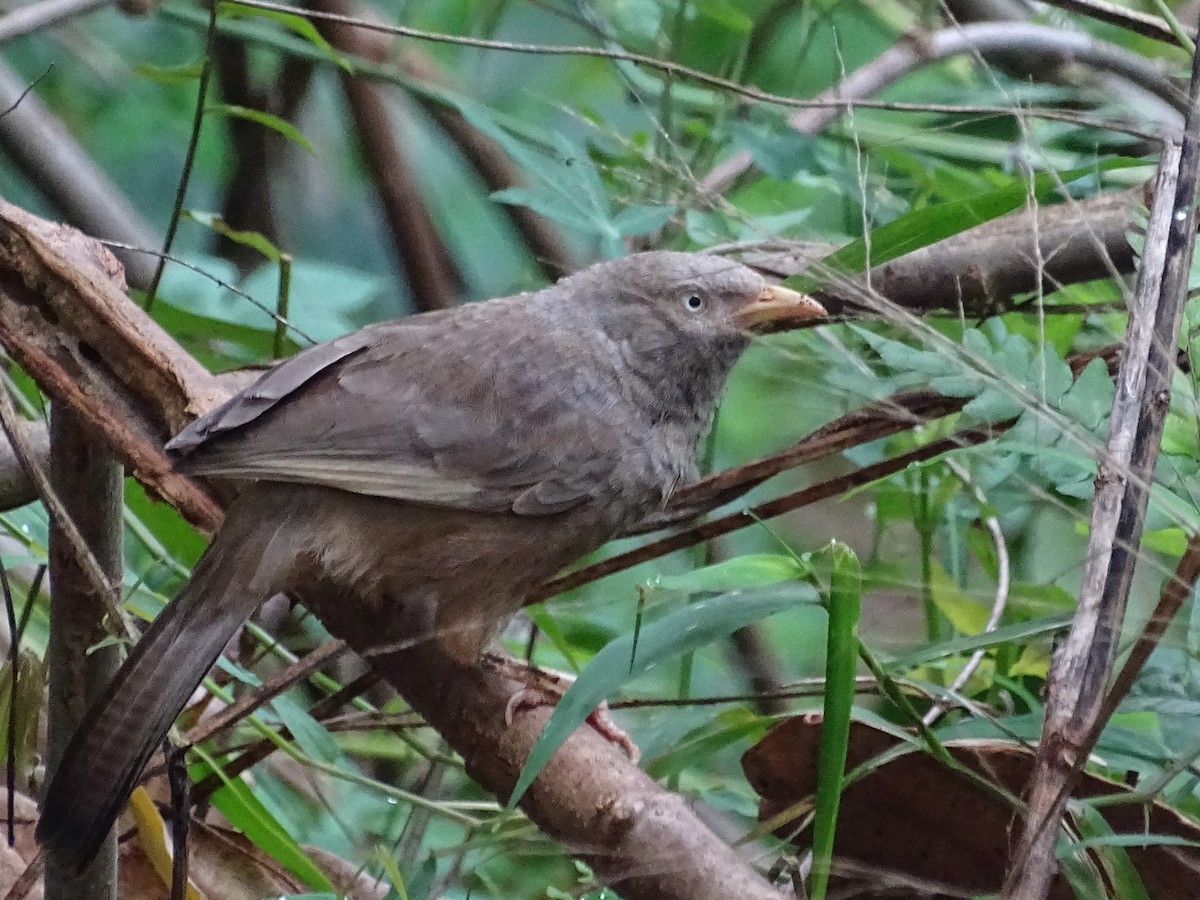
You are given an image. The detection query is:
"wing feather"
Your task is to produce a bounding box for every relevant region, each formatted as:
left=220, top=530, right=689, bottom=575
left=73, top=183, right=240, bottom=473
left=170, top=302, right=633, bottom=517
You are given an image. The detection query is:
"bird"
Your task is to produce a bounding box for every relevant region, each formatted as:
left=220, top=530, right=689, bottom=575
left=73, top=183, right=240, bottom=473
left=36, top=250, right=825, bottom=872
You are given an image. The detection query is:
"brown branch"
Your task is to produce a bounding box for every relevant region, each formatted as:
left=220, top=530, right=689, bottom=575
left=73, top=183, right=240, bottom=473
left=226, top=0, right=1181, bottom=137
left=0, top=418, right=46, bottom=510
left=183, top=637, right=349, bottom=748
left=212, top=36, right=282, bottom=274
left=0, top=388, right=125, bottom=634
left=0, top=199, right=224, bottom=531
left=190, top=669, right=382, bottom=802
left=42, top=408, right=121, bottom=900
left=0, top=63, right=159, bottom=288
left=308, top=598, right=787, bottom=900
left=314, top=0, right=461, bottom=312
left=1096, top=532, right=1200, bottom=745
left=1003, top=34, right=1200, bottom=895
left=315, top=0, right=575, bottom=282
left=748, top=186, right=1142, bottom=316
left=672, top=388, right=961, bottom=512
left=400, top=50, right=576, bottom=280
left=536, top=422, right=1009, bottom=602
left=539, top=343, right=1119, bottom=601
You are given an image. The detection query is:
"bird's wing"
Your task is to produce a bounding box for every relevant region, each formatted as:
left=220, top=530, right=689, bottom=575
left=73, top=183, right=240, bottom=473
left=170, top=306, right=633, bottom=516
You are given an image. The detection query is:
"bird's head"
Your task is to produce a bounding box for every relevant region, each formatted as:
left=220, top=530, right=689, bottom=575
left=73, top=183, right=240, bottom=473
left=549, top=251, right=826, bottom=423
left=563, top=251, right=825, bottom=346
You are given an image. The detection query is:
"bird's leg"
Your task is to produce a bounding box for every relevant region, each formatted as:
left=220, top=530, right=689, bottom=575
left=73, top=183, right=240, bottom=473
left=481, top=652, right=640, bottom=763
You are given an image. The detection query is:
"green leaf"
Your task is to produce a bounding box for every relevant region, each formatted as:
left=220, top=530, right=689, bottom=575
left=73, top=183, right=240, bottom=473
left=929, top=560, right=989, bottom=634
left=206, top=103, right=314, bottom=152
left=509, top=583, right=819, bottom=807
left=271, top=694, right=342, bottom=764
left=855, top=327, right=956, bottom=377
left=611, top=204, right=675, bottom=236
left=962, top=388, right=1024, bottom=422
left=1060, top=358, right=1116, bottom=431
left=217, top=1, right=351, bottom=71
left=889, top=613, right=1072, bottom=670
left=1143, top=527, right=1188, bottom=555
left=376, top=845, right=411, bottom=900
left=645, top=553, right=810, bottom=594
left=811, top=543, right=862, bottom=900
left=1065, top=806, right=1154, bottom=900
left=459, top=105, right=627, bottom=254
left=184, top=211, right=282, bottom=263
left=644, top=708, right=770, bottom=779
left=189, top=746, right=336, bottom=892
left=793, top=159, right=1143, bottom=286
left=135, top=59, right=204, bottom=84
left=155, top=250, right=383, bottom=346
left=732, top=118, right=819, bottom=181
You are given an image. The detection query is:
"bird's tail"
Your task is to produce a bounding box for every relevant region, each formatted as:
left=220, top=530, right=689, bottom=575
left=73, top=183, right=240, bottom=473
left=36, top=487, right=299, bottom=872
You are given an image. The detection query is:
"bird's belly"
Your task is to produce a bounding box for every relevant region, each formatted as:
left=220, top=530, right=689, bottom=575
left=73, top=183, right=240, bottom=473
left=278, top=484, right=616, bottom=662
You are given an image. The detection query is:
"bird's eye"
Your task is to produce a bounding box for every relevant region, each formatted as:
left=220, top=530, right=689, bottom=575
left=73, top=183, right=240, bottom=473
left=682, top=294, right=705, bottom=313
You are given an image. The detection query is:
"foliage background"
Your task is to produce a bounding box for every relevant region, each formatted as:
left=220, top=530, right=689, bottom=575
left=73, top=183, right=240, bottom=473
left=0, top=0, right=1195, bottom=897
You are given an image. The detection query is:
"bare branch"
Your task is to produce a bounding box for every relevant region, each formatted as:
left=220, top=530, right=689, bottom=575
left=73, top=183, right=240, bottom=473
left=0, top=62, right=158, bottom=288
left=41, top=408, right=121, bottom=900
left=0, top=0, right=111, bottom=45
left=784, top=187, right=1142, bottom=316
left=1039, top=0, right=1188, bottom=47
left=313, top=0, right=461, bottom=312
left=1003, top=34, right=1200, bottom=894
left=309, top=604, right=788, bottom=900
left=0, top=199, right=224, bottom=529
left=701, top=24, right=1181, bottom=195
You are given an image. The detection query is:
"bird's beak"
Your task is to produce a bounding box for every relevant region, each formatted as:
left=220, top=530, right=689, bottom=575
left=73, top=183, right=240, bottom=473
left=734, top=284, right=827, bottom=330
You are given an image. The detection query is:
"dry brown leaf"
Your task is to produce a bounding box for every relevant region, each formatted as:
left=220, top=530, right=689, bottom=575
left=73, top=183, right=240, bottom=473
left=743, top=717, right=1200, bottom=898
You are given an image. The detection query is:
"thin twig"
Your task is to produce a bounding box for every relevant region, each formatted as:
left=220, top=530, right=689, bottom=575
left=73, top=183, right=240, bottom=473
left=1101, top=533, right=1200, bottom=726
left=182, top=637, right=348, bottom=746
left=1, top=851, right=43, bottom=900
left=541, top=342, right=1123, bottom=601
left=218, top=0, right=1181, bottom=135
left=534, top=421, right=1009, bottom=603
left=922, top=458, right=1010, bottom=726
left=701, top=22, right=1181, bottom=194
left=1, top=559, right=15, bottom=848
left=1039, top=0, right=1188, bottom=47
left=189, top=668, right=383, bottom=802
left=144, top=0, right=219, bottom=310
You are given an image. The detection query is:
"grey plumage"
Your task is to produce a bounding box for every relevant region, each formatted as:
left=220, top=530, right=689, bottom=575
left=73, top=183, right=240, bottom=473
left=36, top=251, right=822, bottom=872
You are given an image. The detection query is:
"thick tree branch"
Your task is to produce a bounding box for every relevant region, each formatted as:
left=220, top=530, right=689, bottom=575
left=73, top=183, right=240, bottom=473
left=748, top=186, right=1142, bottom=316
left=308, top=608, right=787, bottom=900
left=0, top=199, right=224, bottom=528
left=42, top=408, right=121, bottom=900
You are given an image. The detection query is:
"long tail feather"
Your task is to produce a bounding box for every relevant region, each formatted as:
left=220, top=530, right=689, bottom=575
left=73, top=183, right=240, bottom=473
left=37, top=492, right=293, bottom=872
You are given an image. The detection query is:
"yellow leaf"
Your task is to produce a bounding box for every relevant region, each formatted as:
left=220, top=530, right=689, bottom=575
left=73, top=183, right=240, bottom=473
left=128, top=786, right=207, bottom=900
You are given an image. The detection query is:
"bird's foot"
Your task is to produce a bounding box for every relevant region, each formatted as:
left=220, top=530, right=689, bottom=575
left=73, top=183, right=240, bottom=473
left=484, top=654, right=639, bottom=763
